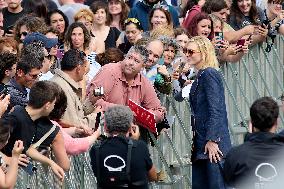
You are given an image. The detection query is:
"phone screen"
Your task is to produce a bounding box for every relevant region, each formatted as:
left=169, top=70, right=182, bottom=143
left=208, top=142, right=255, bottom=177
left=56, top=49, right=64, bottom=59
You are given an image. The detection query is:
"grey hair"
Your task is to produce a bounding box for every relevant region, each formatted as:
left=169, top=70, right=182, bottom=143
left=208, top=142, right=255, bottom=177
left=21, top=41, right=45, bottom=62
left=105, top=105, right=134, bottom=134
left=126, top=45, right=149, bottom=63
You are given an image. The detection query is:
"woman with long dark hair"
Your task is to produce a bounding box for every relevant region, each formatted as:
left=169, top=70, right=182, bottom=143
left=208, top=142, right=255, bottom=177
left=229, top=0, right=268, bottom=44
left=46, top=9, right=69, bottom=49
left=108, top=0, right=129, bottom=31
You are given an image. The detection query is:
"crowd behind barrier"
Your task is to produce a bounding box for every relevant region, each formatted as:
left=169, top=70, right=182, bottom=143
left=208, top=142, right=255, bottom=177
left=12, top=36, right=284, bottom=188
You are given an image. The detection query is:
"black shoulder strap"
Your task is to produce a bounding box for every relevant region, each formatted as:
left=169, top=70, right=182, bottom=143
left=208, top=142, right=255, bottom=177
left=94, top=141, right=102, bottom=185
left=126, top=139, right=134, bottom=182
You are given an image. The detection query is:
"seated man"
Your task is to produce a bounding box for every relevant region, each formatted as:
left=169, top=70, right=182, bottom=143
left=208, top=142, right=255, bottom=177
left=224, top=97, right=284, bottom=188
left=2, top=81, right=69, bottom=181
left=89, top=105, right=158, bottom=189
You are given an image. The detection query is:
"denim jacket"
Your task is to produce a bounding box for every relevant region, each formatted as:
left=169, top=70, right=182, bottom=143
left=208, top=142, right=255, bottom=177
left=189, top=67, right=231, bottom=161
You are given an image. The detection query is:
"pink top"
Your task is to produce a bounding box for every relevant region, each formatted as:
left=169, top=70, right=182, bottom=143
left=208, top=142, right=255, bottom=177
left=88, top=63, right=166, bottom=122
left=182, top=5, right=202, bottom=29
left=51, top=121, right=90, bottom=155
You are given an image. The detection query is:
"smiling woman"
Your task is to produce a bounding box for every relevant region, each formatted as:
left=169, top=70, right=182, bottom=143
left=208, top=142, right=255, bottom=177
left=90, top=1, right=120, bottom=53
left=108, top=0, right=129, bottom=31
left=186, top=12, right=214, bottom=40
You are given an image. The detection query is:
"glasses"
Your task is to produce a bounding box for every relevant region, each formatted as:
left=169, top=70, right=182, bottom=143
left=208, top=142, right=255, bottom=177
left=18, top=31, right=28, bottom=38
left=27, top=72, right=41, bottom=80
left=125, top=18, right=140, bottom=25
left=125, top=54, right=142, bottom=64
left=183, top=48, right=201, bottom=56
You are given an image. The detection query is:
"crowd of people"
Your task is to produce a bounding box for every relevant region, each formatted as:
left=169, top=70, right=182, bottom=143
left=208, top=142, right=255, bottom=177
left=0, top=0, right=284, bottom=188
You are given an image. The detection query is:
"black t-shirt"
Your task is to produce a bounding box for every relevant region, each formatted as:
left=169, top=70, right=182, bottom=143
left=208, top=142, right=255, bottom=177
left=89, top=136, right=153, bottom=189
left=2, top=7, right=25, bottom=32
left=92, top=27, right=120, bottom=50
left=2, top=106, right=59, bottom=156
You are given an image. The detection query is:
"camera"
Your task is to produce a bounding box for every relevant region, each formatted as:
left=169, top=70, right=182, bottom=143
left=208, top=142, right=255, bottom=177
left=93, top=87, right=104, bottom=96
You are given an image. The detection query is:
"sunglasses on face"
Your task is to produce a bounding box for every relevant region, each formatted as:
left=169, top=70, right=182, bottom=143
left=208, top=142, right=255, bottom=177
left=18, top=31, right=28, bottom=38
left=183, top=48, right=201, bottom=56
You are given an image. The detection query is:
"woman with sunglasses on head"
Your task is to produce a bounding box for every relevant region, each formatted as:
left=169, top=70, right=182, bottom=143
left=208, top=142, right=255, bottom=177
left=90, top=1, right=121, bottom=54
left=108, top=0, right=129, bottom=31
left=175, top=36, right=232, bottom=189
left=229, top=0, right=268, bottom=45
left=13, top=15, right=48, bottom=51
left=117, top=18, right=143, bottom=54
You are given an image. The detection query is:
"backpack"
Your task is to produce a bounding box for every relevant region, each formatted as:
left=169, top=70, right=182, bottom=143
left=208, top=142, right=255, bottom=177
left=94, top=137, right=134, bottom=188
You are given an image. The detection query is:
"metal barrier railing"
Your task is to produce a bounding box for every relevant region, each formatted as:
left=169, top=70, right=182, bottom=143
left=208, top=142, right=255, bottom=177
left=14, top=36, right=284, bottom=189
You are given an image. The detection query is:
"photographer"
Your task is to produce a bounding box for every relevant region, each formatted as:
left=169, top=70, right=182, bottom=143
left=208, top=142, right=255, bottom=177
left=0, top=119, right=24, bottom=189
left=89, top=105, right=158, bottom=189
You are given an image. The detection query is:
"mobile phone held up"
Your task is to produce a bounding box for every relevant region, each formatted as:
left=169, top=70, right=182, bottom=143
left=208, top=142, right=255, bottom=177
left=237, top=39, right=246, bottom=47
left=215, top=32, right=224, bottom=41
left=56, top=49, right=64, bottom=59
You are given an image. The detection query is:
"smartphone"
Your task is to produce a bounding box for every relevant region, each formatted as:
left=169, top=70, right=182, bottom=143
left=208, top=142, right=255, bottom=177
left=215, top=32, right=224, bottom=41
left=94, top=112, right=101, bottom=131
left=56, top=49, right=64, bottom=59
left=237, top=39, right=246, bottom=46
left=178, top=62, right=186, bottom=76
left=282, top=3, right=284, bottom=10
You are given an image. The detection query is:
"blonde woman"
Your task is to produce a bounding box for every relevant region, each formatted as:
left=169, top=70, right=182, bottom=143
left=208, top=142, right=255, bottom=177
left=176, top=36, right=231, bottom=189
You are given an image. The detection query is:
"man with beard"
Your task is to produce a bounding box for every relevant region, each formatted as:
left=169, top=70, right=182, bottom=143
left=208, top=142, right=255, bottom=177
left=2, top=0, right=25, bottom=34
left=86, top=45, right=166, bottom=137
left=128, top=0, right=180, bottom=31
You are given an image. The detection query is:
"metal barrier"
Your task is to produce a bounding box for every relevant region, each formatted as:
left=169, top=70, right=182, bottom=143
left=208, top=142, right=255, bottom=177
left=14, top=36, right=284, bottom=189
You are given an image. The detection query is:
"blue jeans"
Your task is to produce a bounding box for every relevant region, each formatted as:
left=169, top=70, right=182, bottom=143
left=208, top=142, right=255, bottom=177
left=192, top=159, right=228, bottom=189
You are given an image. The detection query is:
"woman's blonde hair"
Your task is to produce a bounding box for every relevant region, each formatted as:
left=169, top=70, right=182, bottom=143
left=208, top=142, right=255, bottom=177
left=150, top=25, right=174, bottom=39
left=187, top=36, right=219, bottom=69
left=74, top=8, right=94, bottom=23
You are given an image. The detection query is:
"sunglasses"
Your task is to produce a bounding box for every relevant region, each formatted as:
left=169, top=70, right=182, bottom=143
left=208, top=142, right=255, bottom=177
left=183, top=48, right=201, bottom=56
left=27, top=72, right=41, bottom=80
left=125, top=18, right=140, bottom=25
left=18, top=31, right=28, bottom=38
left=153, top=3, right=169, bottom=11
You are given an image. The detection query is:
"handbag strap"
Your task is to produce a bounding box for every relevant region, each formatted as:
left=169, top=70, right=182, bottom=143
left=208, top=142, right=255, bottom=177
left=31, top=125, right=56, bottom=149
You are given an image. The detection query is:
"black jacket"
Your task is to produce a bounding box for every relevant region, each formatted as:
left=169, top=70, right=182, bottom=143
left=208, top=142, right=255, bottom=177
left=223, top=132, right=284, bottom=189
